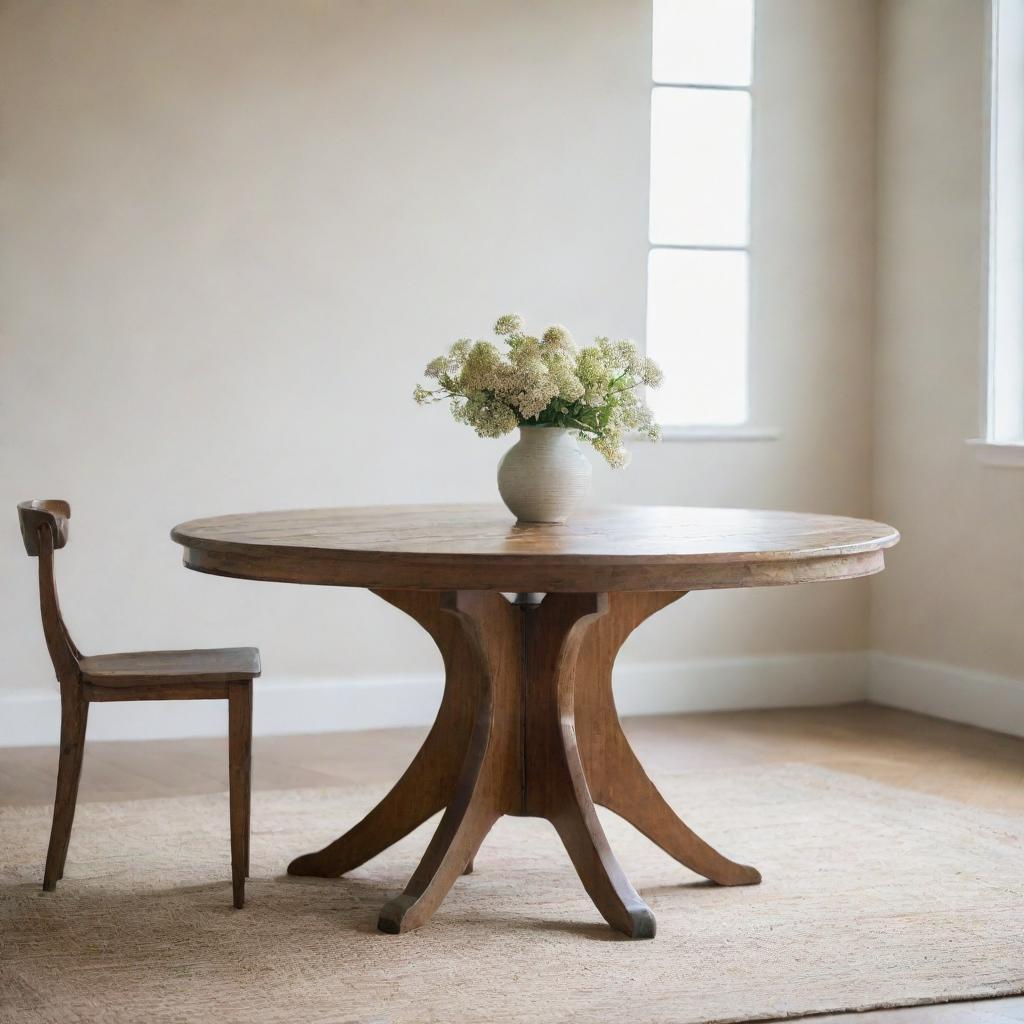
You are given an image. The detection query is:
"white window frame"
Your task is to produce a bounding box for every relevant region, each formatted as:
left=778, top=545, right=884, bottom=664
left=645, top=1, right=778, bottom=442
left=971, top=0, right=1024, bottom=466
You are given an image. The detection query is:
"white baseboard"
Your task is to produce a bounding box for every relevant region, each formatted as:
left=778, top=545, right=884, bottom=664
left=10, top=652, right=1021, bottom=749
left=0, top=650, right=867, bottom=748
left=868, top=651, right=1024, bottom=738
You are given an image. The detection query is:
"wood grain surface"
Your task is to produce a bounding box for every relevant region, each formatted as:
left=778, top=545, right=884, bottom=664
left=172, top=504, right=899, bottom=592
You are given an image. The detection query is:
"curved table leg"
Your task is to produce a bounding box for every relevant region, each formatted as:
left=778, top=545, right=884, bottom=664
left=379, top=590, right=520, bottom=933
left=549, top=793, right=656, bottom=939
left=525, top=593, right=656, bottom=938
left=576, top=592, right=761, bottom=887
left=287, top=589, right=514, bottom=878
left=377, top=766, right=499, bottom=933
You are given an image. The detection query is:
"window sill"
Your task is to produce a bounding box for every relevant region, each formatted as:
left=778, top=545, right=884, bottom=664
left=966, top=439, right=1024, bottom=467
left=637, top=425, right=782, bottom=443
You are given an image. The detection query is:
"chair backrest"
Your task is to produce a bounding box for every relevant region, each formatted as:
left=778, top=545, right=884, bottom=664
left=18, top=499, right=71, bottom=555
left=17, top=500, right=81, bottom=686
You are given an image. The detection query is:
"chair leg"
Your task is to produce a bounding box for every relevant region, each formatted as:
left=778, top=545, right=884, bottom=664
left=243, top=730, right=251, bottom=879
left=43, top=698, right=88, bottom=892
left=243, top=771, right=251, bottom=879
left=228, top=681, right=253, bottom=909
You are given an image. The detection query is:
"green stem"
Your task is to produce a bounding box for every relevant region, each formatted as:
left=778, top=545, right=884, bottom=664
left=565, top=418, right=600, bottom=434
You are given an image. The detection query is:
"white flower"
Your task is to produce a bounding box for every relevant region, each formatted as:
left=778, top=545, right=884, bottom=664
left=494, top=313, right=524, bottom=337
left=542, top=324, right=575, bottom=350
left=414, top=315, right=665, bottom=466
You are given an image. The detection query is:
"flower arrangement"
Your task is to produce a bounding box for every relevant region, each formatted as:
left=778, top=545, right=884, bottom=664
left=413, top=314, right=663, bottom=467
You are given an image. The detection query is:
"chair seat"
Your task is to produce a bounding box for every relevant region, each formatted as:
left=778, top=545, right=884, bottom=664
left=79, top=647, right=261, bottom=686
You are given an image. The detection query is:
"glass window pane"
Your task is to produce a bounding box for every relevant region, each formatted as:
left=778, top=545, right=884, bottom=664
left=645, top=248, right=748, bottom=426
left=989, top=0, right=1024, bottom=442
left=649, top=87, right=751, bottom=246
left=652, top=0, right=754, bottom=86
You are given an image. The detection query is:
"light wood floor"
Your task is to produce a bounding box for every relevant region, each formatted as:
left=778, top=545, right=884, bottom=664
left=3, top=702, right=1023, bottom=1022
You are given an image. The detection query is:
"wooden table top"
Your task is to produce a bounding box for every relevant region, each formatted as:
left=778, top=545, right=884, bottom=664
left=171, top=504, right=898, bottom=593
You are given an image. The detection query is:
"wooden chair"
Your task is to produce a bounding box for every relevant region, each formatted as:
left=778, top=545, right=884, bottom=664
left=18, top=499, right=261, bottom=908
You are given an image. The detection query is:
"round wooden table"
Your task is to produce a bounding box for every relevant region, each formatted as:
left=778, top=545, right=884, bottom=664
left=172, top=504, right=898, bottom=939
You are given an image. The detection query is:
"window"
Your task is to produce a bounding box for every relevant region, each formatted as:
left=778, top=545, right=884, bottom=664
left=985, top=0, right=1024, bottom=447
left=646, top=0, right=754, bottom=428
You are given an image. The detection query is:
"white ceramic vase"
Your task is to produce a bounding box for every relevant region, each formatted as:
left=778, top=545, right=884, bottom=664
left=496, top=426, right=592, bottom=524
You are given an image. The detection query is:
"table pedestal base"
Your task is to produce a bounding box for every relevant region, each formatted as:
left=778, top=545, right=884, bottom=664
left=287, top=589, right=761, bottom=939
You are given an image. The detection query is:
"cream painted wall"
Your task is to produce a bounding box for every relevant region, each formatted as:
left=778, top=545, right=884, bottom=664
left=871, top=0, right=1024, bottom=686
left=0, top=0, right=879, bottom=740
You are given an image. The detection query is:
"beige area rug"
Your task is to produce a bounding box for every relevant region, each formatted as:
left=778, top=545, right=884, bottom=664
left=2, top=765, right=1023, bottom=1024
